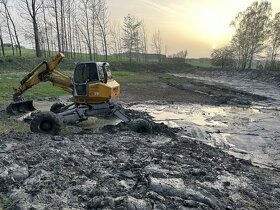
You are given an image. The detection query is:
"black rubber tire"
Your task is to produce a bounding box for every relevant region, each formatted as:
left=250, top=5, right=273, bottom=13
left=129, top=119, right=152, bottom=133
left=30, top=111, right=62, bottom=135
left=50, top=103, right=65, bottom=114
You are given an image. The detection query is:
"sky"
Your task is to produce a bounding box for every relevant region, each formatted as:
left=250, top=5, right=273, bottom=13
left=108, top=0, right=280, bottom=58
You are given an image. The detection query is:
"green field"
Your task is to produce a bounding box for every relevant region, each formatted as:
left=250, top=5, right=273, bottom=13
left=0, top=69, right=155, bottom=105
left=0, top=47, right=194, bottom=106
left=0, top=71, right=71, bottom=106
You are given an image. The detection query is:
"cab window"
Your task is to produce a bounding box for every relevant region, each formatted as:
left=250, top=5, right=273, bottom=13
left=98, top=65, right=112, bottom=80
left=74, top=63, right=86, bottom=83
left=74, top=63, right=99, bottom=83
left=106, top=67, right=112, bottom=79
left=86, top=63, right=99, bottom=82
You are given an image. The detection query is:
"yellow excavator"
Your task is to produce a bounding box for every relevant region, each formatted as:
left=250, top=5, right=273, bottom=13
left=7, top=53, right=151, bottom=134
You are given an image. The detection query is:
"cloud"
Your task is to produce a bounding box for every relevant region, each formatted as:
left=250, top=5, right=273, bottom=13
left=140, top=0, right=176, bottom=14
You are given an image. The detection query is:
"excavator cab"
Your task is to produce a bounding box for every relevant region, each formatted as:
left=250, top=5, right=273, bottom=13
left=73, top=62, right=120, bottom=104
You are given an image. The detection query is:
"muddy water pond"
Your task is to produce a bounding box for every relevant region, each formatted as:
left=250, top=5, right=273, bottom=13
left=29, top=99, right=280, bottom=169
left=129, top=102, right=280, bottom=169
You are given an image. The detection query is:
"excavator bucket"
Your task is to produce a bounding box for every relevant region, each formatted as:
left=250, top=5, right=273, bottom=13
left=6, top=100, right=36, bottom=115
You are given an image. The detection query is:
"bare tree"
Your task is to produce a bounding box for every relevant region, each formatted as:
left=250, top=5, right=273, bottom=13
left=139, top=21, right=148, bottom=62
left=80, top=0, right=93, bottom=60
left=211, top=47, right=234, bottom=68
left=97, top=0, right=109, bottom=60
left=122, top=14, right=142, bottom=63
left=42, top=1, right=50, bottom=56
left=110, top=21, right=122, bottom=59
left=20, top=0, right=43, bottom=57
left=89, top=0, right=99, bottom=60
left=1, top=0, right=21, bottom=56
left=60, top=0, right=64, bottom=52
left=231, top=1, right=271, bottom=69
left=266, top=12, right=280, bottom=70
left=1, top=1, right=14, bottom=55
left=52, top=0, right=61, bottom=52
left=0, top=25, right=5, bottom=56
left=151, top=30, right=162, bottom=62
left=66, top=0, right=75, bottom=57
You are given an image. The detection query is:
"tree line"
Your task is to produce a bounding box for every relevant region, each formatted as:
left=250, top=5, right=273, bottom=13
left=211, top=0, right=280, bottom=71
left=0, top=0, right=187, bottom=63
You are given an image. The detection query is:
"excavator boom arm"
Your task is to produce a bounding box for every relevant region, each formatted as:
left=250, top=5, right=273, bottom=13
left=7, top=53, right=73, bottom=115
left=13, top=53, right=73, bottom=101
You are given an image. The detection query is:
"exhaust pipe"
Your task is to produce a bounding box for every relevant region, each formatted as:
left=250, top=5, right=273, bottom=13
left=6, top=100, right=36, bottom=115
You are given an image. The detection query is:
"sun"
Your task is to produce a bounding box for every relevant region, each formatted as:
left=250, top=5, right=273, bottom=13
left=212, top=45, right=217, bottom=49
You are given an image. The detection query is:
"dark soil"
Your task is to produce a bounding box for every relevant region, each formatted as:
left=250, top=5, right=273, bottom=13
left=1, top=128, right=279, bottom=209
left=1, top=67, right=280, bottom=209
left=119, top=68, right=272, bottom=106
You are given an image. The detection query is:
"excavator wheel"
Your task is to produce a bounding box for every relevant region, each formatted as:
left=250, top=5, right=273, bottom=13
left=30, top=111, right=62, bottom=135
left=50, top=102, right=65, bottom=113
left=129, top=119, right=152, bottom=134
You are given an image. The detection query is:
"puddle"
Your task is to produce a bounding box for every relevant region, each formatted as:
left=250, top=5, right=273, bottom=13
left=129, top=103, right=280, bottom=169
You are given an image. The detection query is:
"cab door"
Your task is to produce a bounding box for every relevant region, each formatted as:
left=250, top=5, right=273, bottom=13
left=73, top=63, right=87, bottom=96
left=73, top=63, right=100, bottom=97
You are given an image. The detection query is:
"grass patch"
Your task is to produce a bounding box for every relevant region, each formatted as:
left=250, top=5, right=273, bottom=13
left=114, top=70, right=157, bottom=88
left=113, top=71, right=135, bottom=77
left=0, top=120, right=29, bottom=133
left=0, top=68, right=153, bottom=104
left=0, top=71, right=71, bottom=105
left=187, top=60, right=214, bottom=68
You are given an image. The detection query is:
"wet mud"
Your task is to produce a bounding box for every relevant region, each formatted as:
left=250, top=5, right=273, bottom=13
left=129, top=103, right=280, bottom=170
left=1, top=130, right=279, bottom=209
left=1, top=68, right=280, bottom=209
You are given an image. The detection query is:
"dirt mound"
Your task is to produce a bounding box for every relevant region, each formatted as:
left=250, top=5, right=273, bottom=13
left=0, top=129, right=279, bottom=209
left=101, top=120, right=180, bottom=138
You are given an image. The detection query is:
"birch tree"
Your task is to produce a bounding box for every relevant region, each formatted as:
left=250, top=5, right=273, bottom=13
left=266, top=12, right=280, bottom=70
left=231, top=1, right=271, bottom=69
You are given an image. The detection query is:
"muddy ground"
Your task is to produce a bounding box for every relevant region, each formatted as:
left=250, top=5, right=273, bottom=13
left=1, top=67, right=280, bottom=209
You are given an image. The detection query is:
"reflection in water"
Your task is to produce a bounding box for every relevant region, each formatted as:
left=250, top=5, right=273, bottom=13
left=130, top=102, right=280, bottom=169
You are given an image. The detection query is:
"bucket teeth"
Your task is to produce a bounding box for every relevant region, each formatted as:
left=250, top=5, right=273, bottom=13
left=6, top=100, right=36, bottom=115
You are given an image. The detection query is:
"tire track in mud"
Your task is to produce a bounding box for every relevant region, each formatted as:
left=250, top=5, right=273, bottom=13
left=0, top=130, right=279, bottom=209
left=160, top=75, right=269, bottom=106
left=0, top=68, right=280, bottom=209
